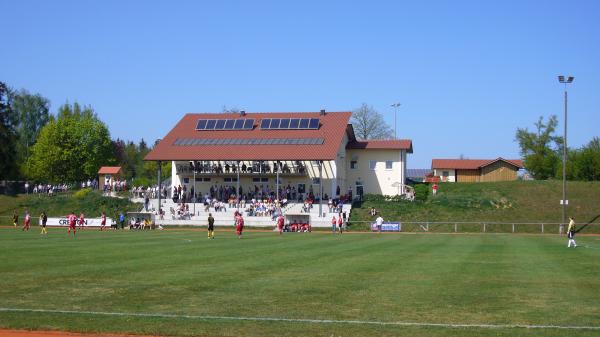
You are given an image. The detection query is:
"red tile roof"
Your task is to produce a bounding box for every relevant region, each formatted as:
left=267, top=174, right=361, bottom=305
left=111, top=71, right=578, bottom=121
left=98, top=166, right=122, bottom=175
left=346, top=140, right=413, bottom=153
left=144, top=112, right=353, bottom=161
left=431, top=158, right=524, bottom=170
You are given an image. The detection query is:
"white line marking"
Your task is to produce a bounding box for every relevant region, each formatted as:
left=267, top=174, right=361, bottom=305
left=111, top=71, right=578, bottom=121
left=0, top=307, right=598, bottom=330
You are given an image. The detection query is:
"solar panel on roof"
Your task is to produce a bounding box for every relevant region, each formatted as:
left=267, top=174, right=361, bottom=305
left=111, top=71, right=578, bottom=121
left=260, top=119, right=270, bottom=128
left=309, top=118, right=320, bottom=129
left=289, top=119, right=299, bottom=128
left=299, top=118, right=309, bottom=129
left=232, top=119, right=243, bottom=129
left=224, top=119, right=235, bottom=129
left=215, top=120, right=226, bottom=129
left=243, top=119, right=254, bottom=129
left=279, top=119, right=290, bottom=128
left=196, top=120, right=207, bottom=130
left=206, top=120, right=216, bottom=130
left=270, top=119, right=281, bottom=128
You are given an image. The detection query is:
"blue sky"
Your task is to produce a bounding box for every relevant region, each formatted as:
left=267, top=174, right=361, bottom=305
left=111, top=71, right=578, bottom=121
left=2, top=0, right=599, bottom=168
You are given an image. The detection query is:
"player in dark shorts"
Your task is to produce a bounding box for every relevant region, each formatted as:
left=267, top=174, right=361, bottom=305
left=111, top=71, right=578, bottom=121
left=40, top=211, right=48, bottom=235
left=337, top=214, right=343, bottom=234
left=567, top=217, right=577, bottom=248
left=207, top=213, right=215, bottom=239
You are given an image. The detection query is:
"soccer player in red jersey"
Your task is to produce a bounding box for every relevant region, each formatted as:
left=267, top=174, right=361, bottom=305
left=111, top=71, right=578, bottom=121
left=235, top=211, right=244, bottom=238
left=22, top=211, right=31, bottom=231
left=68, top=211, right=77, bottom=236
left=338, top=214, right=343, bottom=234
left=277, top=214, right=284, bottom=235
left=100, top=211, right=106, bottom=231
left=79, top=212, right=85, bottom=230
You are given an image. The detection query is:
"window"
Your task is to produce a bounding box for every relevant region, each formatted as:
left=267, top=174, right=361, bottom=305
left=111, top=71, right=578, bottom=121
left=224, top=177, right=238, bottom=182
left=203, top=178, right=211, bottom=182
left=183, top=178, right=190, bottom=184
left=297, top=183, right=305, bottom=194
left=369, top=160, right=377, bottom=170
left=442, top=171, right=449, bottom=177
left=350, top=160, right=358, bottom=169
left=312, top=177, right=321, bottom=184
left=385, top=161, right=393, bottom=170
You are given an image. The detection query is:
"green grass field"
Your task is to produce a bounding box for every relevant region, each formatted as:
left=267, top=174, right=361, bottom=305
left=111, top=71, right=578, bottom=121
left=1, top=228, right=599, bottom=337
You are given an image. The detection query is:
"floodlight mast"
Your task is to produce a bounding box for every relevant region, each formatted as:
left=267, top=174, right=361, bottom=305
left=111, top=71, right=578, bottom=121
left=557, top=75, right=574, bottom=233
left=391, top=103, right=401, bottom=140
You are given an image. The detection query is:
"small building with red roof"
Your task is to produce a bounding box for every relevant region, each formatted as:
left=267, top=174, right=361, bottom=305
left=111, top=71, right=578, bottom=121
left=431, top=158, right=524, bottom=182
left=145, top=111, right=413, bottom=198
left=98, top=166, right=122, bottom=190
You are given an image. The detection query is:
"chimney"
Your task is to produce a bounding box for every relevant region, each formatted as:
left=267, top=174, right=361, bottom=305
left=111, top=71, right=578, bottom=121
left=240, top=110, right=246, bottom=116
left=320, top=109, right=326, bottom=115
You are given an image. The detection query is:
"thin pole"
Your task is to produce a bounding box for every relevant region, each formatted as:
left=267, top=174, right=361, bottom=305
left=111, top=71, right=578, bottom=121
left=157, top=161, right=162, bottom=217
left=193, top=165, right=196, bottom=216
left=237, top=161, right=240, bottom=211
left=318, top=161, right=323, bottom=217
left=276, top=161, right=279, bottom=201
left=394, top=105, right=397, bottom=140
left=562, top=87, right=568, bottom=229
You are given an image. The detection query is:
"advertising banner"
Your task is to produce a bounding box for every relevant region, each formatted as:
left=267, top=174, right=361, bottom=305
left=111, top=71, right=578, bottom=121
left=370, top=222, right=401, bottom=232
left=45, top=217, right=113, bottom=227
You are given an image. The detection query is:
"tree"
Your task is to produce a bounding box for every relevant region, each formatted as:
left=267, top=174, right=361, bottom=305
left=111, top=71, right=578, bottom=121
left=567, top=137, right=600, bottom=181
left=351, top=103, right=393, bottom=140
left=515, top=115, right=563, bottom=180
left=26, top=102, right=114, bottom=183
left=0, top=82, right=19, bottom=180
left=9, top=89, right=51, bottom=176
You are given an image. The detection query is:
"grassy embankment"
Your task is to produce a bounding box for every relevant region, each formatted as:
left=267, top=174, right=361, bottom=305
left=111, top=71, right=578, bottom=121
left=0, top=190, right=140, bottom=226
left=350, top=180, right=600, bottom=233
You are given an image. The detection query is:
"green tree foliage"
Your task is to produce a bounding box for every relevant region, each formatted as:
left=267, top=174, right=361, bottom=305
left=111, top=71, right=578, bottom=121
left=557, top=137, right=600, bottom=181
left=9, top=89, right=51, bottom=176
left=351, top=103, right=393, bottom=140
left=26, top=102, right=113, bottom=183
left=111, top=138, right=169, bottom=185
left=515, top=115, right=563, bottom=180
left=0, top=82, right=19, bottom=180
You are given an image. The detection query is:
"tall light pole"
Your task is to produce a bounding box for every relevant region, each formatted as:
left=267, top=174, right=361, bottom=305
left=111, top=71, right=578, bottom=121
left=558, top=75, right=574, bottom=233
left=391, top=103, right=401, bottom=140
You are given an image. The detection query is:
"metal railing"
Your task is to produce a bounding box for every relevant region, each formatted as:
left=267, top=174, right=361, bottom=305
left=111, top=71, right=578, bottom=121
left=350, top=220, right=600, bottom=234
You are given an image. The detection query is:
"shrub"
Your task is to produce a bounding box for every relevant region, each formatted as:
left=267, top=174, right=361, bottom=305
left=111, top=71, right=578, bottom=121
left=73, top=188, right=91, bottom=199
left=413, top=184, right=429, bottom=202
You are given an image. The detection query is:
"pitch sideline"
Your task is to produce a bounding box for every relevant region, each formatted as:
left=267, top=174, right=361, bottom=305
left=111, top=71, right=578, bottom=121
left=1, top=307, right=599, bottom=331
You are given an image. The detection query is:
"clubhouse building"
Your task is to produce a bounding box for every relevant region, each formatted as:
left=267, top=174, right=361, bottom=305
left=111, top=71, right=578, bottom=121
left=145, top=111, right=413, bottom=202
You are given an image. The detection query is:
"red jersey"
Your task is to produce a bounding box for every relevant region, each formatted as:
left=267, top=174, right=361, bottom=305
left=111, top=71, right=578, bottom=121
left=338, top=217, right=343, bottom=226
left=101, top=214, right=106, bottom=225
left=277, top=216, right=284, bottom=228
left=68, top=214, right=76, bottom=226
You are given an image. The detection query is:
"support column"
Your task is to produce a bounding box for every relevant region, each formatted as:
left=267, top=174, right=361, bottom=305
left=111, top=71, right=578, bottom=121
left=157, top=161, right=162, bottom=216
left=319, top=160, right=323, bottom=218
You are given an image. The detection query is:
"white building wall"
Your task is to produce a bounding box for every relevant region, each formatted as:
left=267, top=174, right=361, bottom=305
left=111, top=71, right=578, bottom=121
left=345, top=149, right=406, bottom=196
left=433, top=168, right=456, bottom=182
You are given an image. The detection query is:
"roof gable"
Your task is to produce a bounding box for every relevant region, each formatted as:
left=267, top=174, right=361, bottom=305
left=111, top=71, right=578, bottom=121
left=145, top=112, right=353, bottom=161
left=432, top=158, right=524, bottom=170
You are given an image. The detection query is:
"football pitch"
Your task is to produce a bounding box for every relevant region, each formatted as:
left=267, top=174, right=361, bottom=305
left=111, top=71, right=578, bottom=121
left=1, top=228, right=599, bottom=337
